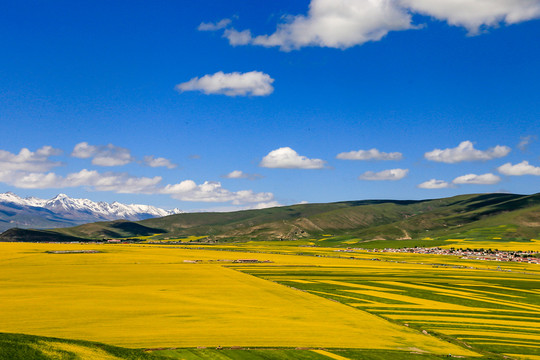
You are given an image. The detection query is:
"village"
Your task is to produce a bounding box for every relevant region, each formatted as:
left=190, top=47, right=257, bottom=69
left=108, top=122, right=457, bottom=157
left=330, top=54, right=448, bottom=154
left=337, top=246, right=540, bottom=264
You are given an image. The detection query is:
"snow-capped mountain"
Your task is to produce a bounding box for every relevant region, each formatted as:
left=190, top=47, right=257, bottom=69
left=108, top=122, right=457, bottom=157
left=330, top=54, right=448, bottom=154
left=0, top=192, right=182, bottom=231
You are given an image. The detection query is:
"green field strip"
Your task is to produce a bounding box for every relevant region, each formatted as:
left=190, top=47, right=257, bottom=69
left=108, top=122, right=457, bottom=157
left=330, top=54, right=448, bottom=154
left=370, top=310, right=540, bottom=318
left=385, top=314, right=540, bottom=327
left=394, top=321, right=540, bottom=333
left=406, top=322, right=540, bottom=334
left=377, top=281, right=540, bottom=312
left=343, top=289, right=481, bottom=310
left=307, top=290, right=384, bottom=303
left=420, top=284, right=527, bottom=299
left=505, top=354, right=540, bottom=360
left=469, top=285, right=540, bottom=295
left=439, top=329, right=540, bottom=341
left=314, top=280, right=406, bottom=292
left=462, top=338, right=540, bottom=347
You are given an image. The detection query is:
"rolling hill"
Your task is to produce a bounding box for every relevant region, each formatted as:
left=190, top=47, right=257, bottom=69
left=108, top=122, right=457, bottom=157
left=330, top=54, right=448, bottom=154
left=1, top=193, right=539, bottom=245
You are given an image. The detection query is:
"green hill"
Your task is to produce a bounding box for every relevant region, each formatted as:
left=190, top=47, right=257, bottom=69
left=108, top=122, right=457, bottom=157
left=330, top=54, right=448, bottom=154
left=1, top=193, right=539, bottom=245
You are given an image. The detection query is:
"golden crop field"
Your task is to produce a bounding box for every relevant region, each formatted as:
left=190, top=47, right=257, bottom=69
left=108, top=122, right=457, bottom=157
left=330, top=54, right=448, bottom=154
left=0, top=242, right=480, bottom=357
left=440, top=238, right=540, bottom=252
left=233, top=251, right=540, bottom=360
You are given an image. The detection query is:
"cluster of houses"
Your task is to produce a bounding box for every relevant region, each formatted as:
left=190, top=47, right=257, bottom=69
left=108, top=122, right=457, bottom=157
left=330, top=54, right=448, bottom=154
left=350, top=246, right=540, bottom=264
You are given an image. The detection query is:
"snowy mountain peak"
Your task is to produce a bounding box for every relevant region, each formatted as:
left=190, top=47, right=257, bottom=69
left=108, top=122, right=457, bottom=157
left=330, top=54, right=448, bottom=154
left=0, top=192, right=184, bottom=223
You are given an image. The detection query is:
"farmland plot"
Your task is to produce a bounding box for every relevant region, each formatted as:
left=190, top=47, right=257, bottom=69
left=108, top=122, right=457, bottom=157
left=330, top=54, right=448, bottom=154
left=235, top=262, right=540, bottom=359
left=0, top=243, right=476, bottom=356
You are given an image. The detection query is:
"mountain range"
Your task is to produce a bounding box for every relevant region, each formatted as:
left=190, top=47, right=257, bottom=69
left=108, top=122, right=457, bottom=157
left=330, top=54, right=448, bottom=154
left=1, top=192, right=539, bottom=245
left=0, top=192, right=182, bottom=232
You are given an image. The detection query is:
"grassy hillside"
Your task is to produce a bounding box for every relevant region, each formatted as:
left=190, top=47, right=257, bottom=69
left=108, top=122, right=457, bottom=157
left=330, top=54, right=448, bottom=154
left=1, top=193, right=539, bottom=245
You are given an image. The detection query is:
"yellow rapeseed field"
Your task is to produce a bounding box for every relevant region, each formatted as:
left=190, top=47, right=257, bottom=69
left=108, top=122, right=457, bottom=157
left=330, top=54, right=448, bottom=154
left=0, top=242, right=477, bottom=356
left=441, top=238, right=540, bottom=252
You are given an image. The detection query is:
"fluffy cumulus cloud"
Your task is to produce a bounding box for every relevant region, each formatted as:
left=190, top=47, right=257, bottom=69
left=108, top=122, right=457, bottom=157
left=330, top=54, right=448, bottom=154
left=452, top=173, right=501, bottom=185
left=417, top=179, right=453, bottom=189
left=176, top=71, right=274, bottom=96
left=161, top=181, right=273, bottom=204
left=400, top=0, right=540, bottom=34
left=222, top=170, right=263, bottom=180
left=142, top=155, right=177, bottom=169
left=223, top=0, right=413, bottom=50
left=202, top=0, right=540, bottom=50
left=0, top=170, right=63, bottom=189
left=424, top=141, right=511, bottom=163
left=0, top=168, right=162, bottom=193
left=0, top=146, right=62, bottom=172
left=497, top=161, right=540, bottom=176
left=72, top=142, right=134, bottom=167
left=359, top=168, right=408, bottom=181
left=259, top=147, right=326, bottom=169
left=336, top=148, right=403, bottom=161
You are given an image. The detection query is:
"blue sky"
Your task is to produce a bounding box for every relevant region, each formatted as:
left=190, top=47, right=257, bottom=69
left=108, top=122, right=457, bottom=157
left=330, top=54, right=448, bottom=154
left=1, top=0, right=539, bottom=211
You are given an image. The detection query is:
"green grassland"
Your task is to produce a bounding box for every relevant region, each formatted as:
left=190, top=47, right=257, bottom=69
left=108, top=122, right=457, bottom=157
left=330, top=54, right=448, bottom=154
left=0, top=333, right=488, bottom=360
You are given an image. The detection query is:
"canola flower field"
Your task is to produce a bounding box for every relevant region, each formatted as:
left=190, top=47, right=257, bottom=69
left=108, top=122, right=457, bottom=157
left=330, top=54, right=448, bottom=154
left=0, top=242, right=539, bottom=359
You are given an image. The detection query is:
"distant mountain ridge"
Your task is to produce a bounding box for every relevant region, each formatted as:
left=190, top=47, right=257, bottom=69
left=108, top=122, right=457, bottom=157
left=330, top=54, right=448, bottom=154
left=0, top=192, right=182, bottom=231
left=2, top=192, right=539, bottom=245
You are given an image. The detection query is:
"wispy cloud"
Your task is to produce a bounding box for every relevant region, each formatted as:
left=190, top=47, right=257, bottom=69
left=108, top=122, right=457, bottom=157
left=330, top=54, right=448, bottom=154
left=498, top=161, right=540, bottom=176
left=176, top=71, right=274, bottom=96
left=72, top=142, right=134, bottom=167
left=417, top=179, right=453, bottom=189
left=142, top=155, right=177, bottom=169
left=336, top=148, right=402, bottom=161
left=359, top=168, right=408, bottom=181
left=452, top=173, right=501, bottom=185
left=260, top=147, right=326, bottom=169
left=424, top=141, right=510, bottom=163
left=197, top=18, right=232, bottom=31
left=517, top=135, right=537, bottom=151
left=222, top=170, right=263, bottom=180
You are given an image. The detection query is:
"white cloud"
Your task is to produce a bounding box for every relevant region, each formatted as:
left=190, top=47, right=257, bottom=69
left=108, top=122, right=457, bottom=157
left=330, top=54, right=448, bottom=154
left=223, top=29, right=253, bottom=45
left=336, top=148, right=403, bottom=161
left=213, top=0, right=540, bottom=50
left=248, top=201, right=282, bottom=209
left=452, top=173, right=501, bottom=185
left=0, top=170, right=63, bottom=189
left=64, top=169, right=162, bottom=193
left=0, top=167, right=275, bottom=204
left=518, top=135, right=537, bottom=151
left=0, top=146, right=62, bottom=172
left=424, top=141, right=511, bottom=163
left=417, top=179, right=453, bottom=189
left=497, top=161, right=540, bottom=176
left=198, top=18, right=232, bottom=31
left=143, top=155, right=177, bottom=169
left=222, top=170, right=262, bottom=180
left=0, top=168, right=162, bottom=193
left=72, top=142, right=134, bottom=167
left=226, top=0, right=413, bottom=50
left=400, top=0, right=540, bottom=34
left=359, top=168, right=408, bottom=181
left=260, top=147, right=326, bottom=169
left=176, top=71, right=274, bottom=96
left=161, top=180, right=274, bottom=204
